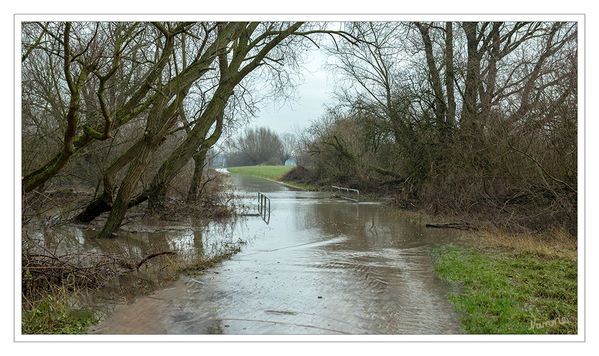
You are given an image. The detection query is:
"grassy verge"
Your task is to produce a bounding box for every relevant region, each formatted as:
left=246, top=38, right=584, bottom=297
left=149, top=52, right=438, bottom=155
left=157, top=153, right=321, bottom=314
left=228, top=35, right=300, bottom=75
left=226, top=165, right=321, bottom=190
left=432, top=230, right=577, bottom=334
left=227, top=165, right=293, bottom=180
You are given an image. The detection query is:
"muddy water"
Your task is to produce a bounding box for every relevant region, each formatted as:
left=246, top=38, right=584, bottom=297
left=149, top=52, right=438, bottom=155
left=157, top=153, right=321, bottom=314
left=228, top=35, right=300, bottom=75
left=89, top=175, right=462, bottom=335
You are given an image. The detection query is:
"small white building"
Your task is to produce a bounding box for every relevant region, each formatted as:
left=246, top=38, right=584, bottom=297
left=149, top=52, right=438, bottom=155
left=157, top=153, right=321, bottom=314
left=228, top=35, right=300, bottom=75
left=284, top=157, right=297, bottom=167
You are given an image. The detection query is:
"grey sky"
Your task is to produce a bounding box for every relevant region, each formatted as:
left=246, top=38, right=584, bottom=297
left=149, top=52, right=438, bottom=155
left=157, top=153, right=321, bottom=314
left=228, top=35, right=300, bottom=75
left=244, top=47, right=337, bottom=136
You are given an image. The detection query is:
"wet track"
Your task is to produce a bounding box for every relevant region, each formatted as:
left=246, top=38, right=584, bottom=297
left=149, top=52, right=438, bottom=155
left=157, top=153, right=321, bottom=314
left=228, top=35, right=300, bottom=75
left=91, top=174, right=462, bottom=334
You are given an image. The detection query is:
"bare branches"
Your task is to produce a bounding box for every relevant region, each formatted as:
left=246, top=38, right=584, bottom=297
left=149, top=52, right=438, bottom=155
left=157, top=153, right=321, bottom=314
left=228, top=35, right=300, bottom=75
left=299, top=20, right=577, bottom=231
left=62, top=22, right=75, bottom=93
left=508, top=142, right=577, bottom=194
left=22, top=22, right=49, bottom=62
left=22, top=20, right=578, bottom=236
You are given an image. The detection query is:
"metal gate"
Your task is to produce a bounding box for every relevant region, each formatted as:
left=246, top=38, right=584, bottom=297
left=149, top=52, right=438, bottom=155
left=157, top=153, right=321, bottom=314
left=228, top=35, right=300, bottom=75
left=331, top=185, right=360, bottom=202
left=257, top=192, right=271, bottom=224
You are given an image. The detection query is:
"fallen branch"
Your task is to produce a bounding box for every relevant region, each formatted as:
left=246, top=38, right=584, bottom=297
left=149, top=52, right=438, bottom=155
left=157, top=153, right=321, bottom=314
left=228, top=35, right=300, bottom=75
left=425, top=222, right=477, bottom=230
left=135, top=251, right=176, bottom=270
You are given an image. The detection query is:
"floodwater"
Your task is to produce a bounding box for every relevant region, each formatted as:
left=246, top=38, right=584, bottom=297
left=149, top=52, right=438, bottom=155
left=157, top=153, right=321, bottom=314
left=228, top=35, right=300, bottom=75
left=87, top=174, right=462, bottom=335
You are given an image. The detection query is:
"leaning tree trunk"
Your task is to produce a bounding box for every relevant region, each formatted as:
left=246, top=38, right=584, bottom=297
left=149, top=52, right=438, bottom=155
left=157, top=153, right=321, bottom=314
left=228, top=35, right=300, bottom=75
left=186, top=149, right=208, bottom=204
left=142, top=22, right=303, bottom=213
left=97, top=88, right=187, bottom=238
left=98, top=145, right=157, bottom=238
left=74, top=138, right=145, bottom=222
left=74, top=193, right=113, bottom=223
left=146, top=84, right=230, bottom=212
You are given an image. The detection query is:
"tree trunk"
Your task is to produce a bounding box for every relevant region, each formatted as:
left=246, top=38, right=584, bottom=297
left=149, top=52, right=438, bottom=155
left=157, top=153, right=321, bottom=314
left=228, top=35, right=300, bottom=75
left=444, top=22, right=456, bottom=126
left=98, top=145, right=156, bottom=238
left=74, top=192, right=112, bottom=223
left=73, top=23, right=241, bottom=221
left=98, top=22, right=302, bottom=227
left=97, top=87, right=188, bottom=238
left=146, top=84, right=230, bottom=212
left=23, top=43, right=92, bottom=192
left=74, top=138, right=145, bottom=222
left=461, top=22, right=481, bottom=135
left=415, top=22, right=446, bottom=125
left=479, top=23, right=501, bottom=125
left=186, top=149, right=207, bottom=204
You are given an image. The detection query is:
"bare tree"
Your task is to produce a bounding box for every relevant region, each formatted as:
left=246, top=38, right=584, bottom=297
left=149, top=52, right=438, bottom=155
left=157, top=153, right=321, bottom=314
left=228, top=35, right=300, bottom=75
left=301, top=21, right=577, bottom=231
left=22, top=22, right=193, bottom=192
left=227, top=127, right=286, bottom=166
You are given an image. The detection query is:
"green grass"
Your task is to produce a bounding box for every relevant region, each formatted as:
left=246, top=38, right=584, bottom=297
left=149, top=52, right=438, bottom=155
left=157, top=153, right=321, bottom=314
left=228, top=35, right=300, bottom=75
left=227, top=165, right=293, bottom=181
left=22, top=294, right=98, bottom=334
left=226, top=165, right=321, bottom=190
left=432, top=244, right=577, bottom=334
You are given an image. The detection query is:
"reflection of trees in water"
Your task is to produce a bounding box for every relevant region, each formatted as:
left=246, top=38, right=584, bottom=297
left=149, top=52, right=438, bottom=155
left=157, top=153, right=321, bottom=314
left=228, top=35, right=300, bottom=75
left=199, top=218, right=248, bottom=258
left=193, top=230, right=204, bottom=257
left=26, top=216, right=244, bottom=264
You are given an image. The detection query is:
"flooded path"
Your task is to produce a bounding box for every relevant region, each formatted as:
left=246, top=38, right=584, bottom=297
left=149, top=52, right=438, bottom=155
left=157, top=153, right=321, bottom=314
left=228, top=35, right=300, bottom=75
left=91, top=175, right=462, bottom=334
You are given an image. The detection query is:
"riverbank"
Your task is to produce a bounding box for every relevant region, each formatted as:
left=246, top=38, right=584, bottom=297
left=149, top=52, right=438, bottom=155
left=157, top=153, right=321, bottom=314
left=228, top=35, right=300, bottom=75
left=380, top=207, right=578, bottom=334
left=382, top=202, right=578, bottom=334
left=375, top=206, right=579, bottom=334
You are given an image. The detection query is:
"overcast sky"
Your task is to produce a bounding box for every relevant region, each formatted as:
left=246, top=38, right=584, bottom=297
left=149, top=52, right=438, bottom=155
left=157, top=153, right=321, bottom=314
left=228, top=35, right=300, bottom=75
left=242, top=47, right=338, bottom=137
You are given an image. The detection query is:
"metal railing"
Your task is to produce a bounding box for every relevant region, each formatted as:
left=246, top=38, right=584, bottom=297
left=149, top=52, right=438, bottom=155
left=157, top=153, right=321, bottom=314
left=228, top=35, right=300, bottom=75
left=257, top=192, right=271, bottom=224
left=331, top=185, right=360, bottom=202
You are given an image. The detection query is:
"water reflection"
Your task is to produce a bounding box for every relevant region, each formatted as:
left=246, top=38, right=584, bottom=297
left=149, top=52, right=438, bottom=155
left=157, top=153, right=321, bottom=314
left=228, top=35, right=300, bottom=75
left=91, top=174, right=462, bottom=334
left=23, top=212, right=246, bottom=273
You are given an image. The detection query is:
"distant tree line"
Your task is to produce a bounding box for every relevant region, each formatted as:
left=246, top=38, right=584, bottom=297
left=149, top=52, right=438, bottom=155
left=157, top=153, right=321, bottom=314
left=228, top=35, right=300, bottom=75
left=226, top=127, right=288, bottom=167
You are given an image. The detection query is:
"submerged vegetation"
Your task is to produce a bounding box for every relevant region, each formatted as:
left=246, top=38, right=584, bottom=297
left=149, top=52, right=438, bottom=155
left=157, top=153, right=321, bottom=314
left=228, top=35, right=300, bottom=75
left=22, top=224, right=245, bottom=334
